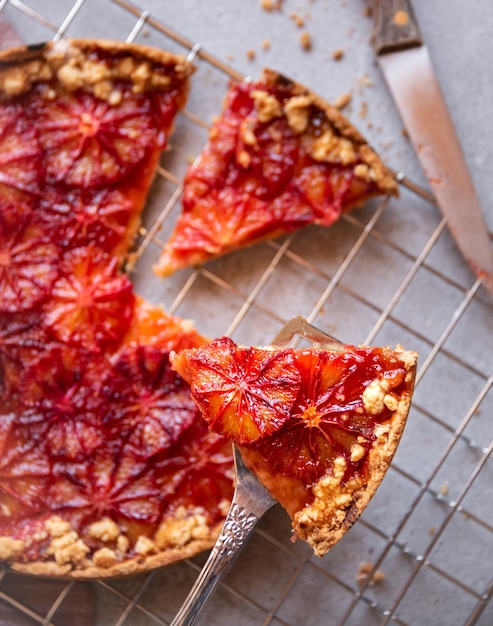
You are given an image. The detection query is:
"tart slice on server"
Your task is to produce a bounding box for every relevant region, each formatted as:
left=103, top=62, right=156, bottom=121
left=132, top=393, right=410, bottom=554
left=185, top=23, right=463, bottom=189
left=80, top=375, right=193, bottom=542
left=171, top=319, right=417, bottom=556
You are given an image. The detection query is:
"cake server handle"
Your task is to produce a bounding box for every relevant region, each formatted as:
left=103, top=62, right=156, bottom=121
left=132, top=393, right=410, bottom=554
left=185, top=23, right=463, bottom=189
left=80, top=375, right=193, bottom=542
left=170, top=445, right=276, bottom=626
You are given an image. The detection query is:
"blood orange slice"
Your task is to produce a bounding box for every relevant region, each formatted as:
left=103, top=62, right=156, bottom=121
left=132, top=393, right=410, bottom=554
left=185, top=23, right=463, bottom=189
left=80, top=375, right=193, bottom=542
left=0, top=223, right=59, bottom=313
left=154, top=418, right=234, bottom=527
left=172, top=336, right=301, bottom=444
left=0, top=419, right=51, bottom=523
left=37, top=187, right=134, bottom=256
left=43, top=245, right=135, bottom=351
left=0, top=103, right=42, bottom=201
left=32, top=88, right=159, bottom=188
left=101, top=344, right=201, bottom=459
left=171, top=320, right=417, bottom=556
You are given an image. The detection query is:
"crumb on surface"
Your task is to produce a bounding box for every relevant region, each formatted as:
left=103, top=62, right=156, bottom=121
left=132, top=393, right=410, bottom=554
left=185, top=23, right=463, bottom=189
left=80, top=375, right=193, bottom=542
left=358, top=73, right=373, bottom=90
left=362, top=378, right=387, bottom=415
left=290, top=12, right=305, bottom=27
left=356, top=561, right=386, bottom=586
left=261, top=0, right=283, bottom=11
left=333, top=92, right=352, bottom=110
left=332, top=48, right=344, bottom=61
left=246, top=49, right=256, bottom=60
left=154, top=506, right=210, bottom=549
left=300, top=31, right=312, bottom=50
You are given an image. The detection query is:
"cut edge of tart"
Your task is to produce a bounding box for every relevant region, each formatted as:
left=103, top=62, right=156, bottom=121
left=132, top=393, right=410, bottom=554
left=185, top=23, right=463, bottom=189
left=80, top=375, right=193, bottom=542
left=170, top=319, right=417, bottom=557
left=154, top=67, right=398, bottom=277
left=0, top=39, right=236, bottom=579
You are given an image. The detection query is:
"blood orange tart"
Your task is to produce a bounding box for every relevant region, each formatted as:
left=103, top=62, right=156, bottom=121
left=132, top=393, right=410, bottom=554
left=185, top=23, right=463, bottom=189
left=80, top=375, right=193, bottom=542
left=155, top=68, right=398, bottom=277
left=0, top=39, right=235, bottom=577
left=171, top=318, right=417, bottom=556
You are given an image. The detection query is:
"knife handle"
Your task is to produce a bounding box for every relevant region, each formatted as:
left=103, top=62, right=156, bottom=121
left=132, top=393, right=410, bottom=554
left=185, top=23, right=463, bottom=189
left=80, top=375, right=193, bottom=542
left=371, top=0, right=422, bottom=55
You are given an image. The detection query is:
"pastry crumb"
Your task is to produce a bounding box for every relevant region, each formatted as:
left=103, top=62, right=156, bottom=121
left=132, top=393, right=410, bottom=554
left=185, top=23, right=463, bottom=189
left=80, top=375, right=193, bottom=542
left=332, top=48, right=344, bottom=61
left=92, top=547, right=117, bottom=568
left=134, top=535, right=157, bottom=556
left=362, top=378, right=387, bottom=415
left=262, top=39, right=271, bottom=50
left=356, top=561, right=386, bottom=586
left=88, top=517, right=120, bottom=543
left=290, top=12, right=305, bottom=27
left=333, top=92, right=352, bottom=110
left=0, top=537, right=25, bottom=561
left=358, top=100, right=368, bottom=119
left=261, top=0, right=283, bottom=11
left=246, top=49, right=256, bottom=61
left=358, top=73, right=373, bottom=90
left=300, top=31, right=312, bottom=50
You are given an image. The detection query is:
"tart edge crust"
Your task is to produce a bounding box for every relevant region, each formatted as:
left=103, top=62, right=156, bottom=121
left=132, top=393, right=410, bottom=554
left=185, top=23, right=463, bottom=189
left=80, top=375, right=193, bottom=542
left=260, top=67, right=398, bottom=195
left=293, top=347, right=417, bottom=556
left=0, top=38, right=195, bottom=101
left=7, top=523, right=222, bottom=579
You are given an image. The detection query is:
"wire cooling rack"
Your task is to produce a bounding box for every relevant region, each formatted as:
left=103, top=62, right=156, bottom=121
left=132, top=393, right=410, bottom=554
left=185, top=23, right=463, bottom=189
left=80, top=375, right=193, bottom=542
left=1, top=1, right=492, bottom=625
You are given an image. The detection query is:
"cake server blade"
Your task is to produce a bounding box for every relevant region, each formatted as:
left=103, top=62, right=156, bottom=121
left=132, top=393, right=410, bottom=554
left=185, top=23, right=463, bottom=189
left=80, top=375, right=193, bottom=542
left=371, top=0, right=493, bottom=298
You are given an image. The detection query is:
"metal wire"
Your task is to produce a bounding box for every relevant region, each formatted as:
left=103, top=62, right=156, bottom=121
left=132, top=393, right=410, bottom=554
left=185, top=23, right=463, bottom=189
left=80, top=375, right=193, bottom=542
left=0, top=0, right=491, bottom=624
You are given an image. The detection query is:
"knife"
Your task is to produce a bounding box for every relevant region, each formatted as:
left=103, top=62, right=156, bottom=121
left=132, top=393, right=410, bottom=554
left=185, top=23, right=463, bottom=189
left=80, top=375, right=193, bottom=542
left=371, top=0, right=493, bottom=298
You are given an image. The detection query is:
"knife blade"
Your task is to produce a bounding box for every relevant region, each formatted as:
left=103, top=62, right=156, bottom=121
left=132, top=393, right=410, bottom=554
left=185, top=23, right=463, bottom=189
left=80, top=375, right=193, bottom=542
left=371, top=0, right=493, bottom=298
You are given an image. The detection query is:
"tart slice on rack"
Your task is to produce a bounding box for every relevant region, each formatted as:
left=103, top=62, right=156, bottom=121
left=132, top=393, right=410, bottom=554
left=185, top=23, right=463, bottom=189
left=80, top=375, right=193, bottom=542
left=171, top=318, right=417, bottom=556
left=155, top=68, right=398, bottom=277
left=0, top=39, right=236, bottom=578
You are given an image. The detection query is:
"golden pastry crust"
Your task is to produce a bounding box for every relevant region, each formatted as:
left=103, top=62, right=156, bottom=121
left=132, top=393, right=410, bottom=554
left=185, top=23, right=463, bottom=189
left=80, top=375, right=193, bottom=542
left=8, top=522, right=223, bottom=580
left=0, top=38, right=194, bottom=101
left=260, top=68, right=398, bottom=194
left=292, top=356, right=414, bottom=556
